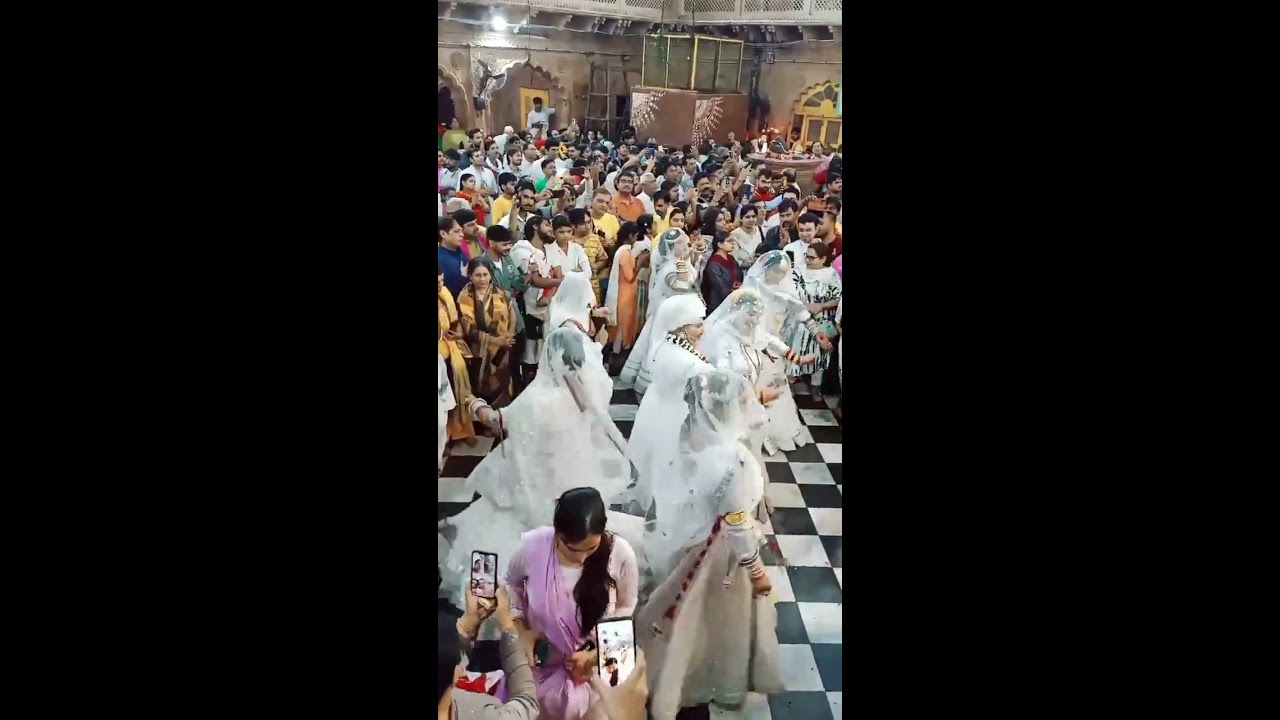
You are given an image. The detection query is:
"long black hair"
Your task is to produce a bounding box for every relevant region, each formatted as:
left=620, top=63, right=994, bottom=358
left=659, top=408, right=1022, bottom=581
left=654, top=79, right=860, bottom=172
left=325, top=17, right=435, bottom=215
left=553, top=487, right=614, bottom=630
left=437, top=610, right=461, bottom=705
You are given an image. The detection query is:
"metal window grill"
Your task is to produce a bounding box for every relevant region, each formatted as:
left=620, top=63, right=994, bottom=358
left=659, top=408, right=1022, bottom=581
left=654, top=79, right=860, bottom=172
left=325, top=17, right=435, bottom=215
left=642, top=34, right=744, bottom=92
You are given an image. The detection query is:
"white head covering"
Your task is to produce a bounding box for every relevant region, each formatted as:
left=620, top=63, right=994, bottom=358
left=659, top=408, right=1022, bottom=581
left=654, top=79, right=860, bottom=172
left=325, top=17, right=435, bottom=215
left=645, top=368, right=756, bottom=578
left=544, top=325, right=588, bottom=381
left=646, top=294, right=707, bottom=366
left=744, top=249, right=800, bottom=306
left=548, top=270, right=595, bottom=332
left=702, top=287, right=769, bottom=357
left=653, top=227, right=687, bottom=273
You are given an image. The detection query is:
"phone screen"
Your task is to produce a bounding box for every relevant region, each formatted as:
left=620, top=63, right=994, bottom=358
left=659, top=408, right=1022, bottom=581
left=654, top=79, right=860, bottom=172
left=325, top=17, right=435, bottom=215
left=595, top=617, right=637, bottom=688
left=470, top=551, right=497, bottom=599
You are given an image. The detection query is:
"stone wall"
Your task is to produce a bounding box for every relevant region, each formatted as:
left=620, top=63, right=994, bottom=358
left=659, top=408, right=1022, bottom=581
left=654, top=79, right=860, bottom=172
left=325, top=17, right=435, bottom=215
left=435, top=24, right=843, bottom=141
left=756, top=42, right=842, bottom=135
left=437, top=23, right=645, bottom=133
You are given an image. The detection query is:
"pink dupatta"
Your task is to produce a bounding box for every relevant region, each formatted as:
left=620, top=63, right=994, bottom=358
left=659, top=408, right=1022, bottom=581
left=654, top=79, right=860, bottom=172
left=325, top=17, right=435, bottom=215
left=507, top=527, right=596, bottom=719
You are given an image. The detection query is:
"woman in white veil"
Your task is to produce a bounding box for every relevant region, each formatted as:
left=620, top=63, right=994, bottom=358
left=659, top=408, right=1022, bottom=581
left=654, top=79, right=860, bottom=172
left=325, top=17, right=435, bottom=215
left=619, top=228, right=702, bottom=395
left=637, top=370, right=783, bottom=719
left=701, top=286, right=815, bottom=517
left=439, top=272, right=636, bottom=616
left=736, top=250, right=832, bottom=454
left=616, top=294, right=710, bottom=517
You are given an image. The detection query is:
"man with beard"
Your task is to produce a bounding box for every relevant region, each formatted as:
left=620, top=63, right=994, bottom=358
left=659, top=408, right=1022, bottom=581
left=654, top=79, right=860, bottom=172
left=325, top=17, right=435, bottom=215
left=495, top=181, right=539, bottom=233
left=451, top=208, right=487, bottom=260
left=817, top=199, right=842, bottom=258
left=478, top=225, right=528, bottom=394
left=439, top=149, right=463, bottom=198
left=759, top=198, right=800, bottom=256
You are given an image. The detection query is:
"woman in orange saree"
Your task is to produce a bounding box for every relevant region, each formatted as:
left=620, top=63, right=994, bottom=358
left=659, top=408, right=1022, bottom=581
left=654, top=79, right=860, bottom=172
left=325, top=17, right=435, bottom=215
left=605, top=221, right=645, bottom=353
left=458, top=259, right=517, bottom=406
left=438, top=272, right=476, bottom=442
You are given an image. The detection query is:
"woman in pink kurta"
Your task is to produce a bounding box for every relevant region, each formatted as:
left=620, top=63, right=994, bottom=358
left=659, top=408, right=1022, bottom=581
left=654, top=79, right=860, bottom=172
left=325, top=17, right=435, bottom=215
left=504, top=488, right=639, bottom=720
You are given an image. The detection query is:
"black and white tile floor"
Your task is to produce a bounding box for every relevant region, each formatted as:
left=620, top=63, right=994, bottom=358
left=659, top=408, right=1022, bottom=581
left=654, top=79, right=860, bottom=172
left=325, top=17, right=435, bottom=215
left=439, top=380, right=843, bottom=719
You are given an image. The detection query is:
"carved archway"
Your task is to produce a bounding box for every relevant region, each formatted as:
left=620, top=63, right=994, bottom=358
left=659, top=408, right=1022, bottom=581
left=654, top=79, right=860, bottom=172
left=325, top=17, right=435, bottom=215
left=789, top=80, right=842, bottom=149
left=488, top=62, right=569, bottom=135
left=438, top=65, right=470, bottom=129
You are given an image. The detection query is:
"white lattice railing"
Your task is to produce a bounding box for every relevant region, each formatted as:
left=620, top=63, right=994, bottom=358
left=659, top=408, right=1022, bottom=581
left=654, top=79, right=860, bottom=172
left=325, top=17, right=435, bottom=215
left=449, top=0, right=669, bottom=23
left=446, top=0, right=842, bottom=25
left=676, top=0, right=842, bottom=24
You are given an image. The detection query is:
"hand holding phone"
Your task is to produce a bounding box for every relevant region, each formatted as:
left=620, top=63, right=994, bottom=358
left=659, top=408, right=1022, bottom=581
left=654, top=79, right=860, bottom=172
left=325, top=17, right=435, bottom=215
left=470, top=550, right=498, bottom=600
left=590, top=649, right=648, bottom=720
left=594, top=617, right=638, bottom=689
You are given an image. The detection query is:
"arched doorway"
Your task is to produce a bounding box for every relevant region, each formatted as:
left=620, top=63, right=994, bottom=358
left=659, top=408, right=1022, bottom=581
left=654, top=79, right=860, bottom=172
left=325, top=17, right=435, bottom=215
left=791, top=81, right=842, bottom=148
left=438, top=85, right=456, bottom=128
left=438, top=66, right=469, bottom=129
left=489, top=63, right=565, bottom=134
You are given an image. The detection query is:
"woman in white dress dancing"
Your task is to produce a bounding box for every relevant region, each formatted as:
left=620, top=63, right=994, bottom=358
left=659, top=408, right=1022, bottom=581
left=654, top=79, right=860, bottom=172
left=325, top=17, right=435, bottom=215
left=636, top=370, right=783, bottom=719
left=701, top=287, right=815, bottom=517
left=618, top=228, right=703, bottom=396
left=617, top=294, right=711, bottom=518
left=738, top=250, right=832, bottom=455
left=439, top=272, right=633, bottom=616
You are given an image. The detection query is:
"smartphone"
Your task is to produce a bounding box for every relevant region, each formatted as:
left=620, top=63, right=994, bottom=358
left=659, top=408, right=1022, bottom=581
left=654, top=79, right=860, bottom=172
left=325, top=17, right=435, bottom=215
left=534, top=638, right=552, bottom=668
left=470, top=550, right=497, bottom=600
left=595, top=617, right=637, bottom=688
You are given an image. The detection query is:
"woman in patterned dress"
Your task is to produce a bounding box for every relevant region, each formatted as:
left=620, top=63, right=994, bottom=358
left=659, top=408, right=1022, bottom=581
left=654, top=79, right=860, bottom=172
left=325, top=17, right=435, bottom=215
left=786, top=240, right=842, bottom=403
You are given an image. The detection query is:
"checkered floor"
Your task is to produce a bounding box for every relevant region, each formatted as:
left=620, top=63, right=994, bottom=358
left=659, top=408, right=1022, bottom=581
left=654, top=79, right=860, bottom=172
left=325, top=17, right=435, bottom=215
left=439, top=379, right=843, bottom=720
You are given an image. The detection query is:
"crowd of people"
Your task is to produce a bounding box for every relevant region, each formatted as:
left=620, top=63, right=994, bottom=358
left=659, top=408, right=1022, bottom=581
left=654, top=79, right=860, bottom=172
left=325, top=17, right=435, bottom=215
left=437, top=114, right=844, bottom=720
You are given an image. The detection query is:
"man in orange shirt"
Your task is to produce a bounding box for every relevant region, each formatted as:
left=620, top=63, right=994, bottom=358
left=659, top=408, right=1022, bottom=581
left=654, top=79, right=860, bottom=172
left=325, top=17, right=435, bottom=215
left=610, top=171, right=648, bottom=223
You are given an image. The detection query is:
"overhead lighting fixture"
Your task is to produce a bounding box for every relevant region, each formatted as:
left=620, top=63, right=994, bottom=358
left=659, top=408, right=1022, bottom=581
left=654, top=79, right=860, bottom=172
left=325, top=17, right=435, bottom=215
left=492, top=15, right=508, bottom=32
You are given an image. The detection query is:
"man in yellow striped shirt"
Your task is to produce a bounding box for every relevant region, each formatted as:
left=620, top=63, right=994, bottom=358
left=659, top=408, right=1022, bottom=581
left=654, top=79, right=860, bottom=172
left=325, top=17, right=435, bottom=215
left=569, top=207, right=609, bottom=305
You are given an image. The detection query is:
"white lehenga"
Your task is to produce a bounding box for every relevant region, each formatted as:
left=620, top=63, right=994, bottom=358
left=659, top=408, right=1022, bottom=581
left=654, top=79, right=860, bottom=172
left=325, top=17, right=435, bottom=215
left=618, top=294, right=711, bottom=517
left=740, top=251, right=820, bottom=454
left=619, top=229, right=703, bottom=395
left=439, top=274, right=636, bottom=619
left=636, top=371, right=783, bottom=719
left=701, top=288, right=782, bottom=516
